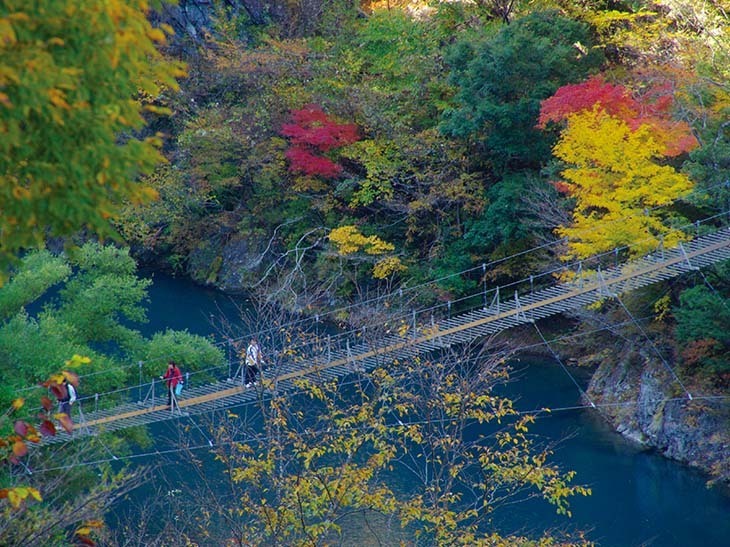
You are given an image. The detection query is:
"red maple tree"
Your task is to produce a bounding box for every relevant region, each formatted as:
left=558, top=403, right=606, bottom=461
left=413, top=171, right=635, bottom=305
left=281, top=105, right=360, bottom=179
left=538, top=75, right=697, bottom=156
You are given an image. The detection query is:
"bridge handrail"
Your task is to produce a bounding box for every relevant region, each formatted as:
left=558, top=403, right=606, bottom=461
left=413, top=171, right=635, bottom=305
left=23, top=212, right=730, bottom=416
left=37, top=221, right=730, bottom=442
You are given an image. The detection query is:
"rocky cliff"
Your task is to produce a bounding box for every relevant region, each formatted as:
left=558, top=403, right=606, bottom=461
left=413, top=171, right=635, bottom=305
left=585, top=344, right=730, bottom=484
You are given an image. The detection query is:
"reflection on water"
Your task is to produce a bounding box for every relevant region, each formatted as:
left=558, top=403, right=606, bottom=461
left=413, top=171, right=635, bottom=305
left=138, top=274, right=730, bottom=547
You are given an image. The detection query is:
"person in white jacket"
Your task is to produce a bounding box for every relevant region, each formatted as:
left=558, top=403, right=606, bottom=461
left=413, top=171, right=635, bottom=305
left=244, top=338, right=262, bottom=387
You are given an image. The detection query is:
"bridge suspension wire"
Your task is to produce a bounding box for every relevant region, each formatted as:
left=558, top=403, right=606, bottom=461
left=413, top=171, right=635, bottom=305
left=24, top=310, right=654, bottom=428
left=219, top=207, right=730, bottom=349
left=517, top=314, right=650, bottom=353
left=18, top=201, right=730, bottom=392
left=219, top=195, right=730, bottom=344
left=16, top=206, right=730, bottom=394
left=532, top=322, right=597, bottom=409
left=24, top=221, right=730, bottom=441
left=24, top=391, right=730, bottom=477
left=614, top=295, right=693, bottom=400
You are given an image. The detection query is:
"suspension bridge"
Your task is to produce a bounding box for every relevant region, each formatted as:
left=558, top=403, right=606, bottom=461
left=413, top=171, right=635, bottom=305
left=43, top=222, right=730, bottom=444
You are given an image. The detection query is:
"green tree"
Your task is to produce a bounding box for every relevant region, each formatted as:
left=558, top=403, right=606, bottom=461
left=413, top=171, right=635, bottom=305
left=433, top=172, right=553, bottom=290
left=441, top=10, right=603, bottom=171
left=674, top=283, right=730, bottom=376
left=335, top=9, right=446, bottom=134
left=0, top=243, right=223, bottom=412
left=0, top=0, right=185, bottom=275
left=681, top=77, right=730, bottom=218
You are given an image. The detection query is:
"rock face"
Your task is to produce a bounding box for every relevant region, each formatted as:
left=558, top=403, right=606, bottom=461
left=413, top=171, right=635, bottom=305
left=216, top=235, right=266, bottom=292
left=586, top=345, right=730, bottom=482
left=151, top=0, right=214, bottom=53
left=152, top=0, right=330, bottom=52
left=185, top=234, right=267, bottom=291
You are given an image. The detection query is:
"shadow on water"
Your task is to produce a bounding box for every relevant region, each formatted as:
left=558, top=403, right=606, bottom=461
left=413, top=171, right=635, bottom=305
left=139, top=271, right=248, bottom=336
left=113, top=274, right=730, bottom=547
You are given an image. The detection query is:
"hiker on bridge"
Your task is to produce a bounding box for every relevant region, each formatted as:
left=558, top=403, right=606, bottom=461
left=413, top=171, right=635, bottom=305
left=58, top=378, right=77, bottom=418
left=244, top=337, right=263, bottom=387
left=161, top=361, right=183, bottom=408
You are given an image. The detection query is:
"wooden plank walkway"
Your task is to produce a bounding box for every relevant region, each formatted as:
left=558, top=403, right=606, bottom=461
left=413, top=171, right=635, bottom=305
left=46, top=227, right=730, bottom=444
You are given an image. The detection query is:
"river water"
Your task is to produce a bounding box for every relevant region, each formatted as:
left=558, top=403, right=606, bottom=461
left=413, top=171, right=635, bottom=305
left=139, top=273, right=730, bottom=547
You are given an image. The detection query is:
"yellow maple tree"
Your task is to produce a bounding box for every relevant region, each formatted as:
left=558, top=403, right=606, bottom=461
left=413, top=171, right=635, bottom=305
left=552, top=105, right=695, bottom=259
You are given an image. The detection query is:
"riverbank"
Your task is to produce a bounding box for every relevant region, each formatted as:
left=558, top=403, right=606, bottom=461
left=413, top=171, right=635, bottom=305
left=510, top=316, right=730, bottom=486
left=585, top=345, right=730, bottom=485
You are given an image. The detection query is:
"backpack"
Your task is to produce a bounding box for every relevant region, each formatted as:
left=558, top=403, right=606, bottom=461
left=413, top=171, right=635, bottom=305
left=174, top=367, right=184, bottom=396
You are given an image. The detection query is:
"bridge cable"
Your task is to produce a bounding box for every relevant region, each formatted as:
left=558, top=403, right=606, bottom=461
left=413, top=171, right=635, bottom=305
left=18, top=218, right=730, bottom=421
left=24, top=305, right=709, bottom=424
left=614, top=295, right=693, bottom=400
left=16, top=206, right=730, bottom=392
left=532, top=322, right=597, bottom=410
left=25, top=393, right=730, bottom=476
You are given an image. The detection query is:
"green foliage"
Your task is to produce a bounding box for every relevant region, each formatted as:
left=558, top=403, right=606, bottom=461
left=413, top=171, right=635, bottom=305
left=176, top=106, right=246, bottom=207
left=339, top=128, right=484, bottom=271
left=57, top=244, right=151, bottom=345
left=674, top=284, right=730, bottom=375
left=682, top=82, right=730, bottom=216
left=0, top=312, right=117, bottom=393
left=441, top=10, right=604, bottom=170
left=334, top=9, right=447, bottom=134
left=427, top=173, right=551, bottom=296
left=340, top=139, right=400, bottom=206
left=0, top=0, right=186, bottom=275
left=137, top=329, right=224, bottom=380
left=675, top=285, right=728, bottom=342
left=472, top=174, right=543, bottom=252
left=0, top=251, right=70, bottom=321
left=354, top=10, right=439, bottom=91
left=0, top=243, right=222, bottom=411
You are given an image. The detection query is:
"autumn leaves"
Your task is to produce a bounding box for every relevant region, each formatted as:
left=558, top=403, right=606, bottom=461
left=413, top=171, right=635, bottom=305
left=538, top=76, right=698, bottom=260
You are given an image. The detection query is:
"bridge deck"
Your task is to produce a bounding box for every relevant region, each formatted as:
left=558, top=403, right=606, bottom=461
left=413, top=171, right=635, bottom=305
left=47, top=228, right=730, bottom=444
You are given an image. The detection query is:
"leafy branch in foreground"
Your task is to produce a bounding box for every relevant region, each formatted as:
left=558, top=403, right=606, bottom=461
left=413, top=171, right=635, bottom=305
left=155, top=320, right=591, bottom=546
left=0, top=0, right=186, bottom=276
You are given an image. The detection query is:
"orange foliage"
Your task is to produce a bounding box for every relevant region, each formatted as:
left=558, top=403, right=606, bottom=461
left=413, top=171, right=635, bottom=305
left=681, top=338, right=720, bottom=368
